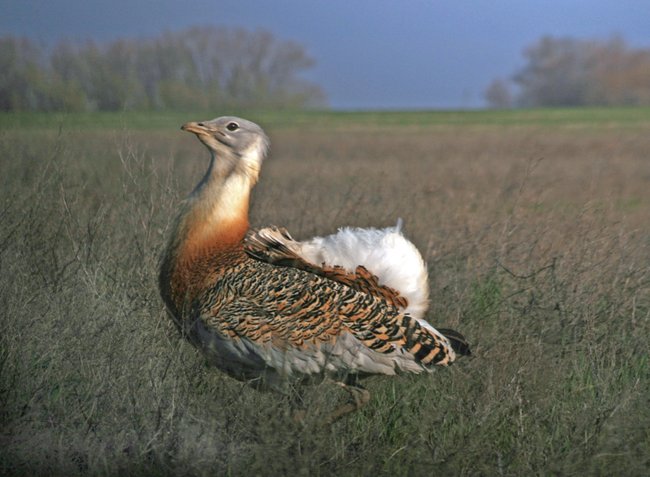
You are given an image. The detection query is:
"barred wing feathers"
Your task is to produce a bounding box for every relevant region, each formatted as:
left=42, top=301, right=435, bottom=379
left=244, top=226, right=408, bottom=310
left=244, top=221, right=429, bottom=319
left=189, top=250, right=456, bottom=384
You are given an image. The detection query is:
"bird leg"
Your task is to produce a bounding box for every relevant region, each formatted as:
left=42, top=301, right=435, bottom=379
left=324, top=381, right=370, bottom=425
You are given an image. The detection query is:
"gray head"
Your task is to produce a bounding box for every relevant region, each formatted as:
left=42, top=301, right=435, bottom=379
left=181, top=116, right=270, bottom=181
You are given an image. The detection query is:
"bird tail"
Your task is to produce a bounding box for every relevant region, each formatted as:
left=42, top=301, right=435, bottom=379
left=285, top=221, right=430, bottom=319
left=436, top=328, right=472, bottom=356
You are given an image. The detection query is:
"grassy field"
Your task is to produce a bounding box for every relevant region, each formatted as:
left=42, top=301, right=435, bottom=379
left=1, top=109, right=649, bottom=476
left=2, top=106, right=650, bottom=131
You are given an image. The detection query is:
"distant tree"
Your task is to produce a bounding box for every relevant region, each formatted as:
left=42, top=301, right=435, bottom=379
left=513, top=36, right=595, bottom=107
left=484, top=78, right=512, bottom=109
left=0, top=27, right=326, bottom=111
left=50, top=41, right=90, bottom=110
left=488, top=35, right=650, bottom=108
left=0, top=37, right=44, bottom=111
left=587, top=38, right=650, bottom=105
left=172, top=27, right=326, bottom=109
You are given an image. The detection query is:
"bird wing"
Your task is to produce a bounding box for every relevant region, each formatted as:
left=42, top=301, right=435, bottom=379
left=193, top=253, right=456, bottom=380
left=244, top=226, right=408, bottom=310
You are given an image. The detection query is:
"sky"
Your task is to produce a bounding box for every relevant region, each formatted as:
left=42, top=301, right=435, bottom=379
left=2, top=0, right=649, bottom=109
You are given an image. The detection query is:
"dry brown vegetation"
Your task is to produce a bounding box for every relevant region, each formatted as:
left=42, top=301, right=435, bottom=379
left=1, top=113, right=649, bottom=475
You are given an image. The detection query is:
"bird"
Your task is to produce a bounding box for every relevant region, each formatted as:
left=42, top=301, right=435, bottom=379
left=159, top=116, right=470, bottom=423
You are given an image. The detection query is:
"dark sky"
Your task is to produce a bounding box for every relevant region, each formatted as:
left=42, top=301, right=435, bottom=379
left=2, top=0, right=649, bottom=109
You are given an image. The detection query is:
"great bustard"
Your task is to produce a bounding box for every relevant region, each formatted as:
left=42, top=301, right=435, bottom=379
left=159, top=116, right=470, bottom=423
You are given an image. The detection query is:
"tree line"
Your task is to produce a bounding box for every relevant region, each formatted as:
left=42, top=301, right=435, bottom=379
left=0, top=26, right=326, bottom=112
left=485, top=36, right=650, bottom=108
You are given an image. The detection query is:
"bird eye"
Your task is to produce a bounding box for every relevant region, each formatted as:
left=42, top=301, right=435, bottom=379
left=226, top=122, right=239, bottom=131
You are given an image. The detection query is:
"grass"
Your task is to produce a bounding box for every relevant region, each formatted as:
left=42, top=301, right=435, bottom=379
left=1, top=109, right=649, bottom=475
left=2, top=106, right=650, bottom=131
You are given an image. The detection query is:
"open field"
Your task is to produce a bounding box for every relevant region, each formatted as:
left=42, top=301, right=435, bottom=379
left=1, top=109, right=649, bottom=475
left=3, top=106, right=650, bottom=131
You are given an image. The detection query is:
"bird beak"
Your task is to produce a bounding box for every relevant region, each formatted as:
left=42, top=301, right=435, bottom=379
left=181, top=121, right=210, bottom=135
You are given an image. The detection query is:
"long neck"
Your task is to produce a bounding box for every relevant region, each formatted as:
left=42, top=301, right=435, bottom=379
left=159, top=150, right=255, bottom=312
left=183, top=150, right=252, bottom=250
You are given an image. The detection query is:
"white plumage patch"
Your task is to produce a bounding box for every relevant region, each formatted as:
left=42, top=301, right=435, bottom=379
left=294, top=219, right=430, bottom=320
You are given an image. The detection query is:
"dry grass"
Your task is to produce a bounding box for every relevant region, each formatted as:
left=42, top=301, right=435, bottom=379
left=1, top=115, right=649, bottom=476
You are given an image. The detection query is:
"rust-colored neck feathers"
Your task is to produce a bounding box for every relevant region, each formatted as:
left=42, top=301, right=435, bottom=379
left=160, top=151, right=255, bottom=316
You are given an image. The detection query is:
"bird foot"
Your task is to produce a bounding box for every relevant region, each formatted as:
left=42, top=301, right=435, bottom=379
left=323, top=382, right=370, bottom=425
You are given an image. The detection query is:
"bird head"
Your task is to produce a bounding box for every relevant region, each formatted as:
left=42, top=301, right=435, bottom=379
left=181, top=116, right=270, bottom=181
